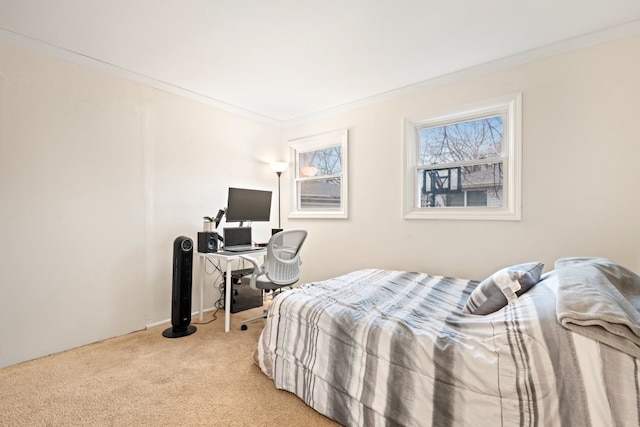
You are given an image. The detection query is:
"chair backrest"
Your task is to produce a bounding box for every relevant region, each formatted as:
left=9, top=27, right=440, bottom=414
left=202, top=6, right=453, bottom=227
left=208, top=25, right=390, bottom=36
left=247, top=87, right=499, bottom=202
left=264, top=229, right=308, bottom=285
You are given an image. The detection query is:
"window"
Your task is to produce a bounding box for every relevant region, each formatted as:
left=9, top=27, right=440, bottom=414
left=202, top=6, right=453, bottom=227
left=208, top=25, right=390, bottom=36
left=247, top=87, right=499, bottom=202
left=403, top=93, right=522, bottom=220
left=289, top=129, right=348, bottom=219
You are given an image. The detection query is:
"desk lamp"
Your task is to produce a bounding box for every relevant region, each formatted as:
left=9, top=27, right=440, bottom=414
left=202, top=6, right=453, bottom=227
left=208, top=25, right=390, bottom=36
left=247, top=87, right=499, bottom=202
left=270, top=161, right=288, bottom=234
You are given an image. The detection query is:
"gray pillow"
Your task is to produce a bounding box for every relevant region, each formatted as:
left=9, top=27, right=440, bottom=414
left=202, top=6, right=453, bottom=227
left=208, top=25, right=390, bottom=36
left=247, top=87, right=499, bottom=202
left=463, top=262, right=544, bottom=315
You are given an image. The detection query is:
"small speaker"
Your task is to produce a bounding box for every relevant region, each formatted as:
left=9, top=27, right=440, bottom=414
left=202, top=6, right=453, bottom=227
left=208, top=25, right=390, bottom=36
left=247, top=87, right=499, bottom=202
left=197, top=232, right=218, bottom=253
left=163, top=236, right=197, bottom=338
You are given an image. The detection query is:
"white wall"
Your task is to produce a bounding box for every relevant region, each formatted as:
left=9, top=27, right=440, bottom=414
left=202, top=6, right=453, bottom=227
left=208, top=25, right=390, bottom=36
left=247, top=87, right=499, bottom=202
left=0, top=42, right=282, bottom=368
left=2, top=34, right=639, bottom=369
left=144, top=94, right=283, bottom=325
left=282, top=34, right=640, bottom=285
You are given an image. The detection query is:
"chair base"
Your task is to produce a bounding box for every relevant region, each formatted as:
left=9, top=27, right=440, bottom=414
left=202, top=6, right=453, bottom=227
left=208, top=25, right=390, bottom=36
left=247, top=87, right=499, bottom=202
left=240, top=310, right=268, bottom=330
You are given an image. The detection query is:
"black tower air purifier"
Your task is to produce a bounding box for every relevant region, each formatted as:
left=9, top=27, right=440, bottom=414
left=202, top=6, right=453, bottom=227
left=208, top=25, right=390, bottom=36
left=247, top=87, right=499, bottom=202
left=162, top=236, right=197, bottom=338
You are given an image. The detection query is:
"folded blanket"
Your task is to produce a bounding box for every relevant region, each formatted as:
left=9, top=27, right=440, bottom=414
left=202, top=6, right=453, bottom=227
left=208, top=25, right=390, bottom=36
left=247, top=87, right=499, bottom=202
left=556, top=257, right=640, bottom=358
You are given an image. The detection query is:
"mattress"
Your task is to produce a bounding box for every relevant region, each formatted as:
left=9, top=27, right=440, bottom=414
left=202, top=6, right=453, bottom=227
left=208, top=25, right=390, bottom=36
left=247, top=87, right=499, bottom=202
left=255, top=268, right=640, bottom=426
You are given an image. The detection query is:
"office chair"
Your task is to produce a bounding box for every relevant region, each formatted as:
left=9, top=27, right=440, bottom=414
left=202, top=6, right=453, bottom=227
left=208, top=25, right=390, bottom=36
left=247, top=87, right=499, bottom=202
left=239, top=229, right=308, bottom=330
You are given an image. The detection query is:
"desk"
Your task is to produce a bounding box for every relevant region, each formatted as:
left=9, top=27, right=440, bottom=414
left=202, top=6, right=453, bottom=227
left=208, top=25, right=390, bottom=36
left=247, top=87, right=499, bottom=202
left=197, top=249, right=266, bottom=332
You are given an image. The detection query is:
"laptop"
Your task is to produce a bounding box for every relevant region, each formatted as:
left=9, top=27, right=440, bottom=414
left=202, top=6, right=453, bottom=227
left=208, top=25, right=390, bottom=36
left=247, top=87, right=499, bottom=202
left=223, top=227, right=260, bottom=252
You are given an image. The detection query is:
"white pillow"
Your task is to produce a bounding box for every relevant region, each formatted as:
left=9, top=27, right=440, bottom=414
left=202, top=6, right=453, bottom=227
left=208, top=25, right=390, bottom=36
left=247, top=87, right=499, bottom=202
left=463, top=262, right=544, bottom=315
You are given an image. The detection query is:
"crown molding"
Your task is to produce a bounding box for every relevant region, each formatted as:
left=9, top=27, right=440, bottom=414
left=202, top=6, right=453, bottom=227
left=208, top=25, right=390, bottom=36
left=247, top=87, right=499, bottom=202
left=0, top=27, right=281, bottom=126
left=282, top=19, right=640, bottom=127
left=2, top=19, right=640, bottom=129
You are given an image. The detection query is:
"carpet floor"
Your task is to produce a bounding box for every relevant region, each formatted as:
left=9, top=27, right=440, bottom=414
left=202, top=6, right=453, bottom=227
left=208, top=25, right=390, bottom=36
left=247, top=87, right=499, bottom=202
left=0, top=307, right=339, bottom=426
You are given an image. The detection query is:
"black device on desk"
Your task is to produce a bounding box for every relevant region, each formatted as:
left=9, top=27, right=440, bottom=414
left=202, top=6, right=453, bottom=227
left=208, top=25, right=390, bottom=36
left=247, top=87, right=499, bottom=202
left=220, top=187, right=273, bottom=252
left=222, top=268, right=263, bottom=313
left=225, top=187, right=272, bottom=226
left=223, top=227, right=254, bottom=251
left=197, top=232, right=218, bottom=253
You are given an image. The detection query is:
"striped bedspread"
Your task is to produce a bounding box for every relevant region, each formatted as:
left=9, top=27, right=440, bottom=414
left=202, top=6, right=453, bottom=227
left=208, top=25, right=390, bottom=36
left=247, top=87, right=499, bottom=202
left=256, top=269, right=640, bottom=427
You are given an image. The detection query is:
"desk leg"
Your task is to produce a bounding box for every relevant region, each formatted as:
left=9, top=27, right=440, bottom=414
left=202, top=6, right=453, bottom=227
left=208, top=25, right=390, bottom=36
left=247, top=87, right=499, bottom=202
left=199, top=256, right=205, bottom=322
left=224, top=260, right=232, bottom=332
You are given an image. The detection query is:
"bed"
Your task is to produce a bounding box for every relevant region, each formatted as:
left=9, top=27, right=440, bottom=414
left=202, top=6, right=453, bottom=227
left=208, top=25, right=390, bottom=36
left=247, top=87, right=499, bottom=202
left=255, top=257, right=640, bottom=426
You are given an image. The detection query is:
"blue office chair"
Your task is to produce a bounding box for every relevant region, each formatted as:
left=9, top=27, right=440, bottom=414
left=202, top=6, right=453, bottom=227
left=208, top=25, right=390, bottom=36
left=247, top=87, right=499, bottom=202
left=239, top=229, right=308, bottom=330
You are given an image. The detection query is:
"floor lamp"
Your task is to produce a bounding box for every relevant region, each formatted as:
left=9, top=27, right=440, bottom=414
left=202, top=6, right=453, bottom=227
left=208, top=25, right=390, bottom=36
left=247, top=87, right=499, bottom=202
left=270, top=161, right=288, bottom=235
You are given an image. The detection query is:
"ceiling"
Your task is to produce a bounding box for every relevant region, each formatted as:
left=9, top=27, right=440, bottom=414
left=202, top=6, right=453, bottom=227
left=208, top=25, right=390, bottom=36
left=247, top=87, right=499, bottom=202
left=1, top=1, right=640, bottom=124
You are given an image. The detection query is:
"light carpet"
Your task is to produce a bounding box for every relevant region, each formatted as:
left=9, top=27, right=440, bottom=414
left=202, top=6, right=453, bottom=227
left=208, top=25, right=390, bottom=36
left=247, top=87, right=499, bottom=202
left=0, top=307, right=339, bottom=426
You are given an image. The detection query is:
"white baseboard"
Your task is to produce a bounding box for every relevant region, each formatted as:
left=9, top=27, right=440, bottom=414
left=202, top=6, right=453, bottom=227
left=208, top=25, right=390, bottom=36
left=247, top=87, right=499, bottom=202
left=146, top=307, right=217, bottom=329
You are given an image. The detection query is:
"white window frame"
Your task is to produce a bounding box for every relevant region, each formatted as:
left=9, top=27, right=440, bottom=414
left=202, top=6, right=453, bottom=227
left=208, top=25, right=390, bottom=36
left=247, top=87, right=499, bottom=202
left=403, top=93, right=522, bottom=221
left=288, top=129, right=348, bottom=219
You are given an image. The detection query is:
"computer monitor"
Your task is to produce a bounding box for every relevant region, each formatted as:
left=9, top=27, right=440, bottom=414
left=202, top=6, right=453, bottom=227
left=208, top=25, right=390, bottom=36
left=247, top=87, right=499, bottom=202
left=225, top=187, right=272, bottom=225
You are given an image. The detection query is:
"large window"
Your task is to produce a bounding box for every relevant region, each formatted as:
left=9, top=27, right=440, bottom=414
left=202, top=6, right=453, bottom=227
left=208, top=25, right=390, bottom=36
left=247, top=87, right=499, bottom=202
left=403, top=94, right=522, bottom=220
left=289, top=129, right=348, bottom=219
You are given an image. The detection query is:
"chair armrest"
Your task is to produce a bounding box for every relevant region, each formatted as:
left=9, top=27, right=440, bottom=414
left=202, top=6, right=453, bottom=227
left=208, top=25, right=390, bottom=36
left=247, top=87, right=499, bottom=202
left=239, top=255, right=262, bottom=272
left=239, top=255, right=263, bottom=290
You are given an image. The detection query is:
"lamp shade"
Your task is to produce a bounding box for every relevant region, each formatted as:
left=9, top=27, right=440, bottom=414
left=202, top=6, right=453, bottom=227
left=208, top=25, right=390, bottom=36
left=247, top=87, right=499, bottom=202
left=270, top=161, right=289, bottom=173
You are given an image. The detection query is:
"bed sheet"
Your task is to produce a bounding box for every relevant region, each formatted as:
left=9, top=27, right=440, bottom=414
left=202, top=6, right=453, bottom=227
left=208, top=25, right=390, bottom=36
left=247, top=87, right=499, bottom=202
left=256, top=269, right=640, bottom=427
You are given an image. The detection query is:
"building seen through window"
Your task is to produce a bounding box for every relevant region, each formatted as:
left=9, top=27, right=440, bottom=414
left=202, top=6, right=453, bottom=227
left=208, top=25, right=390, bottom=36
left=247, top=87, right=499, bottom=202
left=418, top=116, right=503, bottom=208
left=298, top=146, right=342, bottom=209
left=289, top=129, right=348, bottom=219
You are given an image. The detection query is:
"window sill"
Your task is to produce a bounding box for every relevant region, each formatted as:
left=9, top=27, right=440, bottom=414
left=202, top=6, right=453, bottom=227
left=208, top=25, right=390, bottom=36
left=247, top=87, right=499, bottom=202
left=403, top=206, right=521, bottom=221
left=289, top=210, right=348, bottom=219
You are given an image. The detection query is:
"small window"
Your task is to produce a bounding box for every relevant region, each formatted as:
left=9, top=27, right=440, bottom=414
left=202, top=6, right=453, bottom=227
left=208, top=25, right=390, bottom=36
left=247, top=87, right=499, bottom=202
left=289, top=129, right=348, bottom=219
left=403, top=94, right=522, bottom=220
